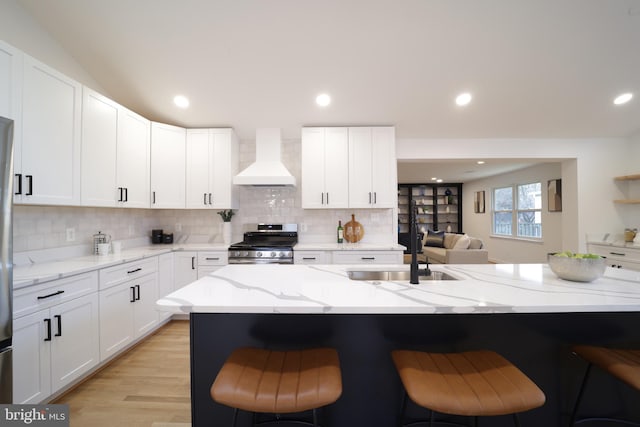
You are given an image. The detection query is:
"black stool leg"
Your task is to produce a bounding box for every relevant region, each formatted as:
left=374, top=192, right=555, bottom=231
left=312, top=408, right=318, bottom=427
left=473, top=416, right=478, bottom=427
left=398, top=391, right=408, bottom=427
left=512, top=413, right=521, bottom=427
left=232, top=408, right=239, bottom=427
left=569, top=363, right=593, bottom=427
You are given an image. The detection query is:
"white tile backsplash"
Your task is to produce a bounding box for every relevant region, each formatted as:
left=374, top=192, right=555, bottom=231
left=13, top=138, right=396, bottom=253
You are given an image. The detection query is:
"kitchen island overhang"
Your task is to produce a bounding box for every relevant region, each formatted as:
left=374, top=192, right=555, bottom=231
left=158, top=264, right=640, bottom=427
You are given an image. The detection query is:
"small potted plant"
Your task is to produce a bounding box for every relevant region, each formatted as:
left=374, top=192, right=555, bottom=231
left=217, top=210, right=235, bottom=244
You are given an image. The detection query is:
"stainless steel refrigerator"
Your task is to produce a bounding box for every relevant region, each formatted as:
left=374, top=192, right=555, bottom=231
left=0, top=116, right=14, bottom=404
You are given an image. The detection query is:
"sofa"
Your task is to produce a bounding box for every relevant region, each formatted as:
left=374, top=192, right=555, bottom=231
left=421, top=231, right=488, bottom=264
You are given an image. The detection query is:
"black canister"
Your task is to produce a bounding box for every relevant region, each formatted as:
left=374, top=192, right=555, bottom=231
left=151, top=229, right=163, bottom=244
left=163, top=233, right=174, bottom=244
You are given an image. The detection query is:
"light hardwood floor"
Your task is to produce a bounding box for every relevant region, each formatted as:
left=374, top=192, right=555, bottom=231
left=52, top=320, right=191, bottom=427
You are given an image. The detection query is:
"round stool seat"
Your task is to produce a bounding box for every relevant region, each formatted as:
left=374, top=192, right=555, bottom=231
left=211, top=347, right=342, bottom=414
left=572, top=345, right=640, bottom=390
left=392, top=349, right=545, bottom=417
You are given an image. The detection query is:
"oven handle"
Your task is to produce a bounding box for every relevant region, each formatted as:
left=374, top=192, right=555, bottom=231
left=228, top=258, right=293, bottom=265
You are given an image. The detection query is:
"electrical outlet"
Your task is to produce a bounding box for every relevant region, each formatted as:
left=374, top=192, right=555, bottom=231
left=300, top=223, right=308, bottom=232
left=66, top=228, right=75, bottom=242
left=176, top=223, right=182, bottom=232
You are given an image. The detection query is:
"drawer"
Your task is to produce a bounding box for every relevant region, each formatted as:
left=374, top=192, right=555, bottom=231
left=294, top=251, right=329, bottom=264
left=588, top=244, right=640, bottom=262
left=198, top=251, right=228, bottom=266
left=99, top=257, right=158, bottom=290
left=13, top=271, right=99, bottom=319
left=332, top=251, right=402, bottom=264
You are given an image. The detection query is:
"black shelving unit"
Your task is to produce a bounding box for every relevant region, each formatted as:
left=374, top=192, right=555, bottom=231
left=398, top=183, right=463, bottom=235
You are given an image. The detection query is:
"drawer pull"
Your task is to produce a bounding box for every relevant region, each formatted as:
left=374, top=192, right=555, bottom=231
left=361, top=257, right=376, bottom=260
left=127, top=268, right=142, bottom=274
left=609, top=252, right=626, bottom=256
left=37, top=290, right=64, bottom=300
left=205, top=257, right=220, bottom=261
left=54, top=315, right=62, bottom=337
left=303, top=257, right=317, bottom=260
left=44, top=318, right=52, bottom=342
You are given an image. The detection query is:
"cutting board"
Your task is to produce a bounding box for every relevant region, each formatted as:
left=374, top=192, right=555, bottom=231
left=344, top=214, right=364, bottom=243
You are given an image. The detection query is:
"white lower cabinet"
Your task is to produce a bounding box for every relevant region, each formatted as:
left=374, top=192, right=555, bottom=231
left=174, top=251, right=198, bottom=289
left=157, top=252, right=174, bottom=321
left=331, top=251, right=403, bottom=264
left=588, top=243, right=640, bottom=271
left=12, top=272, right=99, bottom=404
left=294, top=250, right=330, bottom=264
left=197, top=251, right=227, bottom=278
left=98, top=260, right=159, bottom=361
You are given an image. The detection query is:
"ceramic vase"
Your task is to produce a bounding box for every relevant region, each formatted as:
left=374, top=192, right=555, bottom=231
left=222, top=222, right=232, bottom=245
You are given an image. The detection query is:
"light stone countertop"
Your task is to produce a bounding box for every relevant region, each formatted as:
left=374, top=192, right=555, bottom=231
left=13, top=243, right=229, bottom=289
left=157, top=263, right=640, bottom=315
left=295, top=243, right=405, bottom=251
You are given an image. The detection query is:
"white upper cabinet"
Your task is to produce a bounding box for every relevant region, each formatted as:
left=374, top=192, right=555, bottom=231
left=348, top=126, right=396, bottom=208
left=17, top=54, right=82, bottom=205
left=81, top=88, right=151, bottom=208
left=81, top=87, right=119, bottom=207
left=150, top=122, right=186, bottom=208
left=301, top=127, right=349, bottom=209
left=185, top=128, right=239, bottom=209
left=117, top=108, right=150, bottom=208
left=0, top=40, right=22, bottom=123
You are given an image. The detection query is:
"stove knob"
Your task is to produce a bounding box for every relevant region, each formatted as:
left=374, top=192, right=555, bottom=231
left=256, top=251, right=262, bottom=257
left=270, top=251, right=277, bottom=258
left=279, top=252, right=285, bottom=258
left=242, top=251, right=249, bottom=257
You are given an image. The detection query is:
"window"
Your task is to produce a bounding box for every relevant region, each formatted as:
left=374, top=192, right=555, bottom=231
left=492, top=182, right=542, bottom=238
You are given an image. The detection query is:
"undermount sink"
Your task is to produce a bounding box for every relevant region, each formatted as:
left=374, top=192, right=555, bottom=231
left=347, top=270, right=458, bottom=281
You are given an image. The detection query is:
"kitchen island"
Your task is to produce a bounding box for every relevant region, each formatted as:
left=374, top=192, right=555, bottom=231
left=157, top=264, right=640, bottom=427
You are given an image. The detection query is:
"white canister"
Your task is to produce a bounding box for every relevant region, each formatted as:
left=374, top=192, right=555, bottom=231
left=97, top=243, right=111, bottom=256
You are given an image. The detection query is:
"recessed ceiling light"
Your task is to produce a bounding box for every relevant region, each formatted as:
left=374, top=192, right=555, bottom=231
left=431, top=177, right=438, bottom=181
left=436, top=179, right=443, bottom=183
left=477, top=160, right=485, bottom=165
left=173, top=95, right=190, bottom=109
left=455, top=92, right=472, bottom=106
left=613, top=93, right=633, bottom=105
left=316, top=93, right=331, bottom=107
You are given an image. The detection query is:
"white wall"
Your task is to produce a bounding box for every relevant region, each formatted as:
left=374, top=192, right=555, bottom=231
left=397, top=137, right=630, bottom=252
left=463, top=163, right=562, bottom=263
left=0, top=0, right=104, bottom=91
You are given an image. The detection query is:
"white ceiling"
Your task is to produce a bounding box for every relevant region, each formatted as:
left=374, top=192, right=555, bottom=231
left=17, top=0, right=640, bottom=145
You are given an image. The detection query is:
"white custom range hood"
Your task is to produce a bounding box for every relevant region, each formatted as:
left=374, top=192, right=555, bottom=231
left=233, top=128, right=296, bottom=186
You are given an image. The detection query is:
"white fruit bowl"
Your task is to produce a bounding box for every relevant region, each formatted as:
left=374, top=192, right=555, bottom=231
left=547, top=253, right=606, bottom=282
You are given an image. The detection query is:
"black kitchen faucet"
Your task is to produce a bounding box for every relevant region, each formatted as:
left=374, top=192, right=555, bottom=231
left=410, top=199, right=431, bottom=284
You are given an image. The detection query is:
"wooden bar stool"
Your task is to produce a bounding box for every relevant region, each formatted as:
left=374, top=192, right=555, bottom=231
left=570, top=345, right=640, bottom=426
left=211, top=347, right=342, bottom=427
left=392, top=349, right=546, bottom=427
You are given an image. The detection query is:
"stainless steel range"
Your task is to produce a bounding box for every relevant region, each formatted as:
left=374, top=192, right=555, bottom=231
left=228, top=224, right=298, bottom=264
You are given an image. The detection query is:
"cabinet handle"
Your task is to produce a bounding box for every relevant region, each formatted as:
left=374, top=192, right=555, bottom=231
left=117, top=187, right=123, bottom=202
left=369, top=192, right=372, bottom=204
left=610, top=252, right=626, bottom=256
left=124, top=187, right=128, bottom=202
left=44, top=318, right=52, bottom=342
left=374, top=192, right=377, bottom=204
left=203, top=193, right=207, bottom=205
left=14, top=173, right=22, bottom=195
left=209, top=193, right=212, bottom=205
left=205, top=257, right=219, bottom=261
left=130, top=286, right=136, bottom=303
left=302, top=257, right=317, bottom=260
left=361, top=257, right=376, bottom=260
left=26, top=175, right=33, bottom=195
left=127, top=267, right=142, bottom=274
left=321, top=193, right=324, bottom=204
left=152, top=191, right=156, bottom=204
left=135, top=284, right=141, bottom=301
left=37, top=290, right=64, bottom=300
left=327, top=192, right=329, bottom=204
left=54, top=315, right=62, bottom=337
left=191, top=256, right=196, bottom=270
